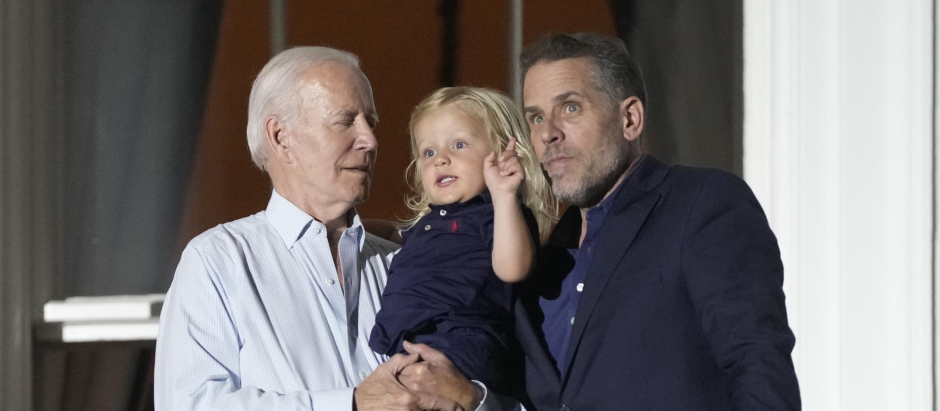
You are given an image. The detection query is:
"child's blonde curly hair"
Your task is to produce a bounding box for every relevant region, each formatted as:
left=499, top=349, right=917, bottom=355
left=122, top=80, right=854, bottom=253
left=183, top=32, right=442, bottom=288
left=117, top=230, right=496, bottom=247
left=403, top=87, right=558, bottom=240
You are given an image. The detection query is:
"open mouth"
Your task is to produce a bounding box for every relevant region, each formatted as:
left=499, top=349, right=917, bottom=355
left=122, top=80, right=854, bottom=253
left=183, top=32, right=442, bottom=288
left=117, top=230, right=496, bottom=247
left=436, top=175, right=457, bottom=187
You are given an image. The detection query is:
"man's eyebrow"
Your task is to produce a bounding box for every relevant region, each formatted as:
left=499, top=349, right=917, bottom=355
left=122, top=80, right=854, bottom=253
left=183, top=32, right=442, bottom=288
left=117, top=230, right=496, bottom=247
left=554, top=91, right=581, bottom=103
left=523, top=91, right=582, bottom=114
left=523, top=106, right=541, bottom=114
left=328, top=108, right=378, bottom=123
left=327, top=108, right=357, bottom=117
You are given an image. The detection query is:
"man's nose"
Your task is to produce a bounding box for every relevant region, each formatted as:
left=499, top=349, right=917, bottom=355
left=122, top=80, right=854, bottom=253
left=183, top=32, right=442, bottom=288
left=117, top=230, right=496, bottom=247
left=538, top=116, right=564, bottom=147
left=355, top=122, right=378, bottom=151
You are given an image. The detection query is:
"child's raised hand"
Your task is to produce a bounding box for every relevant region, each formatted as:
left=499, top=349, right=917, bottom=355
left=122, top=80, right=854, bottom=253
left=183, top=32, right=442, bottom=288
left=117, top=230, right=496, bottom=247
left=483, top=137, right=525, bottom=198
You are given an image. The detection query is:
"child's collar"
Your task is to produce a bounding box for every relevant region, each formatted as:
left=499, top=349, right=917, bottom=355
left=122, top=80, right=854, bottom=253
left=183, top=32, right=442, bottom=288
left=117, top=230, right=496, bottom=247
left=428, top=192, right=492, bottom=213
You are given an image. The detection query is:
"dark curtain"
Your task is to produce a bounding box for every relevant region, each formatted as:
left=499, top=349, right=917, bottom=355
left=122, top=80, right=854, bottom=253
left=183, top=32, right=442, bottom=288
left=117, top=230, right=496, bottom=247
left=610, top=0, right=743, bottom=175
left=62, top=1, right=223, bottom=296
left=438, top=0, right=460, bottom=87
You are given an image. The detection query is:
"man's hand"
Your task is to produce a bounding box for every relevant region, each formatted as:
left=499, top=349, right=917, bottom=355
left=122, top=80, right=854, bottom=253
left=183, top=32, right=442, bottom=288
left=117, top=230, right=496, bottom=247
left=483, top=137, right=525, bottom=200
left=399, top=341, right=483, bottom=411
left=355, top=352, right=463, bottom=411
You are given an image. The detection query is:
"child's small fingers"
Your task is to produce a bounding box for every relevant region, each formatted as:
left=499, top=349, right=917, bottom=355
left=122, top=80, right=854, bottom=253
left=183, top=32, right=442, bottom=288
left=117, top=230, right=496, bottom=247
left=484, top=151, right=497, bottom=165
left=506, top=137, right=517, bottom=152
left=501, top=157, right=520, bottom=170
left=500, top=149, right=518, bottom=165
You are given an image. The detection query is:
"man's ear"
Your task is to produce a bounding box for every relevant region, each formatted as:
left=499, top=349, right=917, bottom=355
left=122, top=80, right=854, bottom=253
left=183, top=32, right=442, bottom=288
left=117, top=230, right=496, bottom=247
left=620, top=96, right=645, bottom=142
left=264, top=116, right=291, bottom=164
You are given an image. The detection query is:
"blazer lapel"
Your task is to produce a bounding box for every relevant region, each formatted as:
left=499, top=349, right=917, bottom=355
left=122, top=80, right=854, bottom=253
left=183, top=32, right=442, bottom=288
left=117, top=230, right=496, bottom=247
left=560, top=157, right=667, bottom=388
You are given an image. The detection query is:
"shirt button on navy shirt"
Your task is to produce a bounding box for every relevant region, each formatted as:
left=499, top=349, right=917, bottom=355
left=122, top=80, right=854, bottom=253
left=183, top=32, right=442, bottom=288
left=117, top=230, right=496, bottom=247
left=440, top=210, right=447, bottom=216
left=539, top=173, right=631, bottom=373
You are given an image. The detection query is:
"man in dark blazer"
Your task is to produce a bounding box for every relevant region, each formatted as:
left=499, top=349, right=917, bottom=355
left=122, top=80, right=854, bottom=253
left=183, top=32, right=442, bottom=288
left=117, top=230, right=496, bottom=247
left=516, top=33, right=801, bottom=410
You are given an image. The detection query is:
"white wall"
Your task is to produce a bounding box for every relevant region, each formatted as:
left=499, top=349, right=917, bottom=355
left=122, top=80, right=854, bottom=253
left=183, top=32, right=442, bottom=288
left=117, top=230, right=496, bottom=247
left=744, top=0, right=934, bottom=409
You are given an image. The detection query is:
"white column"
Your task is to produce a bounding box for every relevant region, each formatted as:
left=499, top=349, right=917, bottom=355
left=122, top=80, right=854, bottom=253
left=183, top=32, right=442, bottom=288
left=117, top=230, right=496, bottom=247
left=0, top=0, right=62, bottom=409
left=744, top=0, right=934, bottom=410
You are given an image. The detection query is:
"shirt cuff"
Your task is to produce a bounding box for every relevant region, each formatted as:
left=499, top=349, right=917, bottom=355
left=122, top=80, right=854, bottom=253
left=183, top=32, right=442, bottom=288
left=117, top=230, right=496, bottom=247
left=471, top=381, right=525, bottom=411
left=471, top=381, right=490, bottom=411
left=311, top=387, right=355, bottom=411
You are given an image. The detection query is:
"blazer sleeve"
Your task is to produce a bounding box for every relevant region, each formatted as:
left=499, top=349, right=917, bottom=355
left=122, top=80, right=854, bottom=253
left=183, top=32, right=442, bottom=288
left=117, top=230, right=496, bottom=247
left=680, top=171, right=802, bottom=410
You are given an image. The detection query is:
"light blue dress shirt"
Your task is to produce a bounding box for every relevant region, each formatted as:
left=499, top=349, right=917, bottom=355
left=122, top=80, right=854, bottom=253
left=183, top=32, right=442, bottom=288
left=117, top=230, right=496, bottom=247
left=155, top=190, right=515, bottom=411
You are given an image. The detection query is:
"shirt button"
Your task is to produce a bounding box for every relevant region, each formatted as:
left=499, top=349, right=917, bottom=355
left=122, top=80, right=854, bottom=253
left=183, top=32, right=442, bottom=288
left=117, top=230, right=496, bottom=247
left=576, top=283, right=584, bottom=292
left=440, top=210, right=447, bottom=216
left=570, top=317, right=575, bottom=325
left=424, top=225, right=431, bottom=231
left=313, top=227, right=322, bottom=234
left=560, top=405, right=571, bottom=411
left=327, top=279, right=335, bottom=285
left=359, top=371, right=368, bottom=380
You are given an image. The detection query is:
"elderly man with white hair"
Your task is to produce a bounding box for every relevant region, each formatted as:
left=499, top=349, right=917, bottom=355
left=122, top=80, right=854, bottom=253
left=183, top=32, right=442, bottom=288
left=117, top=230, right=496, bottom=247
left=155, top=47, right=507, bottom=411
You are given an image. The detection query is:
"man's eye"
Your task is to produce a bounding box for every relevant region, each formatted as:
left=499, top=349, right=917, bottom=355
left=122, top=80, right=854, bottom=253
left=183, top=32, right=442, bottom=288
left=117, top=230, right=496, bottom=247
left=565, top=104, right=578, bottom=113
left=454, top=142, right=466, bottom=149
left=532, top=114, right=544, bottom=125
left=424, top=149, right=435, bottom=158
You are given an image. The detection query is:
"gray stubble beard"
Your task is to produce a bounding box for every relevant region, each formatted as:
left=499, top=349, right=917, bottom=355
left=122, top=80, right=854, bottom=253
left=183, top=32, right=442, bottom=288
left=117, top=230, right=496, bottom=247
left=548, top=126, right=634, bottom=208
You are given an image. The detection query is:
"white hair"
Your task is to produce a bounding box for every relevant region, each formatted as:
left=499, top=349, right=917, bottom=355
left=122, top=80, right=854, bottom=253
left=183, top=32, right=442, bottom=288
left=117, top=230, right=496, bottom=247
left=246, top=46, right=361, bottom=170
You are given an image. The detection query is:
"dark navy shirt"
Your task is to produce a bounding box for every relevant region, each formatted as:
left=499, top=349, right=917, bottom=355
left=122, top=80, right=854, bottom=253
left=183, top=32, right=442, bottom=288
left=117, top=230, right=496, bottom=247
left=539, top=168, right=633, bottom=373
left=370, top=193, right=537, bottom=357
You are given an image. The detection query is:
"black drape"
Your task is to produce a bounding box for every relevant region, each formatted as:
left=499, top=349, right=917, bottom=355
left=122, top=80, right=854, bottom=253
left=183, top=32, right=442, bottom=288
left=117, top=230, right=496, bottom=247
left=62, top=1, right=223, bottom=296
left=438, top=0, right=461, bottom=87
left=610, top=0, right=743, bottom=175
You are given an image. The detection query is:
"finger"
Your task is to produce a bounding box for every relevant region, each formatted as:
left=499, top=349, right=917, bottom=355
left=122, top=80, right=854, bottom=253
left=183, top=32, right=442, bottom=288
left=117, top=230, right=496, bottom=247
left=384, top=351, right=421, bottom=374
left=484, top=151, right=497, bottom=168
left=498, top=147, right=515, bottom=164
left=398, top=362, right=428, bottom=382
left=398, top=369, right=418, bottom=391
left=500, top=155, right=520, bottom=169
left=506, top=163, right=523, bottom=176
left=403, top=341, right=449, bottom=364
left=414, top=391, right=464, bottom=411
left=506, top=137, right=517, bottom=153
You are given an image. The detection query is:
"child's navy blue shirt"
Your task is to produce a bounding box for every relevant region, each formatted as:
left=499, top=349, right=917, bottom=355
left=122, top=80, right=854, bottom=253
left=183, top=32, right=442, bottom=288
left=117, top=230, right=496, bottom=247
left=369, top=193, right=536, bottom=386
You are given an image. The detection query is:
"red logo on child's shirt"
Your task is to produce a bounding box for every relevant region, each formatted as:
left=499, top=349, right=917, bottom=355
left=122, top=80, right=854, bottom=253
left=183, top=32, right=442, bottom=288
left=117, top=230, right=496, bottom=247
left=451, top=220, right=458, bottom=232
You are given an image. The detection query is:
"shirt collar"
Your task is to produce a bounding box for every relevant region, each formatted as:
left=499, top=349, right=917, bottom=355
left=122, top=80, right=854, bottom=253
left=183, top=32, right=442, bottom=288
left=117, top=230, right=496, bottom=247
left=266, top=190, right=365, bottom=250
left=428, top=192, right=492, bottom=213
left=595, top=155, right=647, bottom=213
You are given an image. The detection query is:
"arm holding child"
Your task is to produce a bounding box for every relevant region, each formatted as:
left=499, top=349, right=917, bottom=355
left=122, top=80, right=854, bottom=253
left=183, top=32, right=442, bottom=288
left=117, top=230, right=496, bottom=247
left=483, top=137, right=535, bottom=283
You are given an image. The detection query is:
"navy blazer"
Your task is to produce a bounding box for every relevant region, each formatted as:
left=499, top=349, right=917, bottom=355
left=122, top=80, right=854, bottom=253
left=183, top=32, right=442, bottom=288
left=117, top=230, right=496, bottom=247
left=516, top=156, right=801, bottom=410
